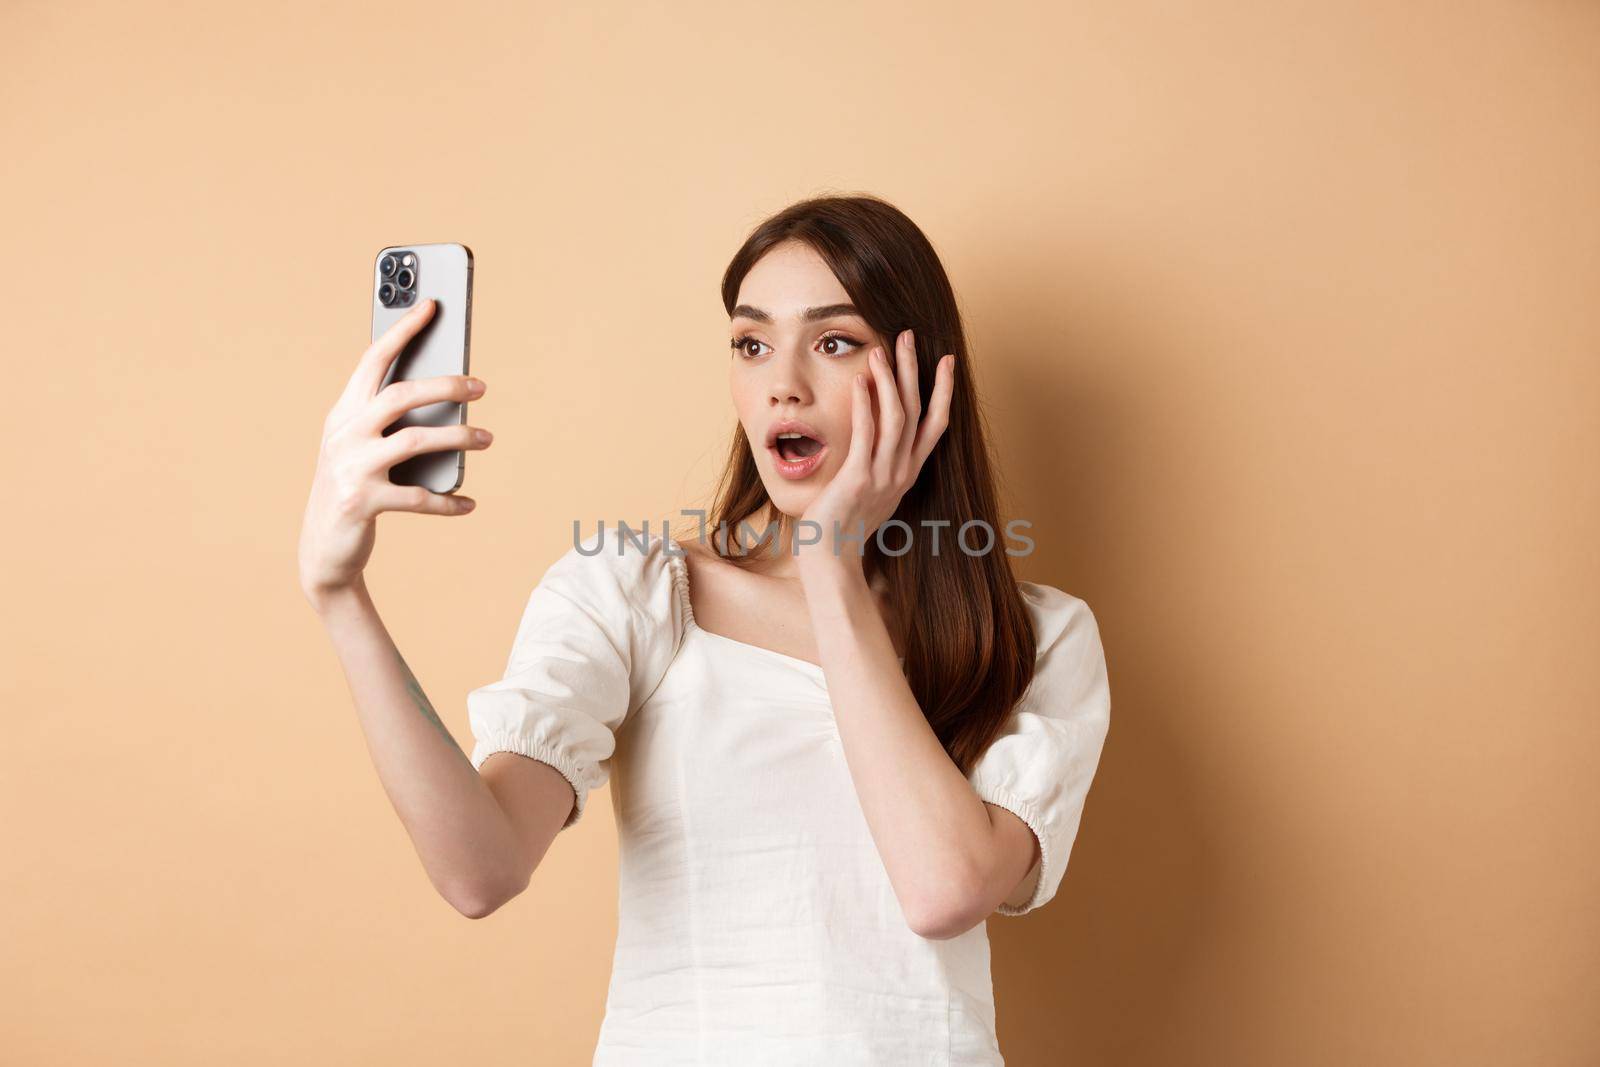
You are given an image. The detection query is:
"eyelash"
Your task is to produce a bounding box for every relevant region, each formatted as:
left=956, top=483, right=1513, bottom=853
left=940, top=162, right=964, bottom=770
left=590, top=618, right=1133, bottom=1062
left=729, top=331, right=864, bottom=360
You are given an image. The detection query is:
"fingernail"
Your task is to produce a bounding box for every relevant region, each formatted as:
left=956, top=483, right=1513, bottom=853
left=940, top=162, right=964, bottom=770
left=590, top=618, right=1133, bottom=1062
left=467, top=378, right=485, bottom=395
left=460, top=498, right=475, bottom=510
left=475, top=428, right=492, bottom=443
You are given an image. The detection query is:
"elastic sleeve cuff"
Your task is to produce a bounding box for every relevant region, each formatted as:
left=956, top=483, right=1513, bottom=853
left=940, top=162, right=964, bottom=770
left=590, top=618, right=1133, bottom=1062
left=470, top=733, right=592, bottom=830
left=974, top=783, right=1056, bottom=917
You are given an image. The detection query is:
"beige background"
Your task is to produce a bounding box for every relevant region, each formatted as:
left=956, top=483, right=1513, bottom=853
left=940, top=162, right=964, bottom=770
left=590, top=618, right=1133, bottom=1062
left=4, top=1, right=1597, bottom=1063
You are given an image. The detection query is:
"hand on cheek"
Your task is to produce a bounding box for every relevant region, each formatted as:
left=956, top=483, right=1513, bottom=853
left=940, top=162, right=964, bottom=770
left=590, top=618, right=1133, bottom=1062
left=796, top=329, right=956, bottom=572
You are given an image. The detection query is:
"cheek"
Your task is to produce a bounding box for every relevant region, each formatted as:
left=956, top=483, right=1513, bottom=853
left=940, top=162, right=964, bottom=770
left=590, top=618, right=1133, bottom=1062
left=728, top=375, right=762, bottom=442
left=727, top=368, right=751, bottom=409
left=825, top=367, right=876, bottom=415
left=822, top=374, right=869, bottom=433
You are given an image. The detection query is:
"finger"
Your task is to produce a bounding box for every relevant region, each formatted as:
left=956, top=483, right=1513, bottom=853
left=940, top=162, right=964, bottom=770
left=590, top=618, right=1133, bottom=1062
left=373, top=422, right=493, bottom=469
left=347, top=298, right=438, bottom=403
left=845, top=370, right=876, bottom=476
left=868, top=344, right=904, bottom=483
left=893, top=330, right=922, bottom=468
left=360, top=372, right=485, bottom=435
left=911, top=354, right=956, bottom=468
left=370, top=483, right=478, bottom=516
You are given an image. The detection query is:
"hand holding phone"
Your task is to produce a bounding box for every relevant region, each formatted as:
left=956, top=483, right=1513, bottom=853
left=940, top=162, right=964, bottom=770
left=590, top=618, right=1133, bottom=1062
left=370, top=242, right=475, bottom=492
left=297, top=267, right=490, bottom=607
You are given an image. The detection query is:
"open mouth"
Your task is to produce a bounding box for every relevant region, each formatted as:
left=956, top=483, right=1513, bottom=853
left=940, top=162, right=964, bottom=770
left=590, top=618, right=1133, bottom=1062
left=773, top=433, right=824, bottom=462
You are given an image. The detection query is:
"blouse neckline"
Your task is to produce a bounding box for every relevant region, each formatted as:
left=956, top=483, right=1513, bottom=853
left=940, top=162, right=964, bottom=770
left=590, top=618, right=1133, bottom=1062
left=666, top=548, right=904, bottom=677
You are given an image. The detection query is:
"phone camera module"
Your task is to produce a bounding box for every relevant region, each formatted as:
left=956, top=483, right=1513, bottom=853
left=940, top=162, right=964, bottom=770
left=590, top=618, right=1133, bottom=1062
left=379, top=255, right=398, bottom=278
left=395, top=267, right=415, bottom=289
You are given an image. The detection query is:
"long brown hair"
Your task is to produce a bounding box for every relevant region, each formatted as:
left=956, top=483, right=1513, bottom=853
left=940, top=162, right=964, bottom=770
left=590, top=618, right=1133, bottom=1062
left=704, top=193, right=1037, bottom=776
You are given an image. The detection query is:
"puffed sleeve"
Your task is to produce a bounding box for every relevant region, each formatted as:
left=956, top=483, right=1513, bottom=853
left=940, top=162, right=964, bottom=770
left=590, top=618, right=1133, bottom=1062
left=967, top=582, right=1112, bottom=916
left=466, top=526, right=687, bottom=830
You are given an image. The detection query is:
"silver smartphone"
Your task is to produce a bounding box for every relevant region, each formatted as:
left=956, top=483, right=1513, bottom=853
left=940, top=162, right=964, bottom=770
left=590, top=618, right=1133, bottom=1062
left=370, top=242, right=475, bottom=493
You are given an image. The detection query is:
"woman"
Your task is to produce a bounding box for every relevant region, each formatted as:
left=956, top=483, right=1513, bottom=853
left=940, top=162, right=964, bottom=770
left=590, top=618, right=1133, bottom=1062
left=299, top=194, right=1112, bottom=1064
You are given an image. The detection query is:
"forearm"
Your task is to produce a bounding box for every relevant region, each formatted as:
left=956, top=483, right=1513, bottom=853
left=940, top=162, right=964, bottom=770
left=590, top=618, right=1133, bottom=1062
left=801, top=560, right=995, bottom=936
left=311, top=579, right=527, bottom=915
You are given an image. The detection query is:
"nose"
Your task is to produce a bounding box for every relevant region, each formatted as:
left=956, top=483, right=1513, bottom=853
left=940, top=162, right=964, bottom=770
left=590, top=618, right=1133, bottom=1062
left=765, top=346, right=812, bottom=408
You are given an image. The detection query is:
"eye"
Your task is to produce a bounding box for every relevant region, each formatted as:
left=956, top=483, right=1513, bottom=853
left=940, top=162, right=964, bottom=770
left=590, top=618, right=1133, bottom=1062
left=729, top=331, right=866, bottom=360
left=817, top=331, right=865, bottom=357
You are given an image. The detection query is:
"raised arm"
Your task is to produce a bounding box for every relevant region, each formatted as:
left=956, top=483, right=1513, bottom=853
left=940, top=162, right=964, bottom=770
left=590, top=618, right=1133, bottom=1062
left=309, top=581, right=571, bottom=917
left=298, top=298, right=564, bottom=917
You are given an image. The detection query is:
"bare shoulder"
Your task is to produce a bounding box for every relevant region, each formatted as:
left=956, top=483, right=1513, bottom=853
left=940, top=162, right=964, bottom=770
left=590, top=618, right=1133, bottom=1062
left=672, top=535, right=720, bottom=576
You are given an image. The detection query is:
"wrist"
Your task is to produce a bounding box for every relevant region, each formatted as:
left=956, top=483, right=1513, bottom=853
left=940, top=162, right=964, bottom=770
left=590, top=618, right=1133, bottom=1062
left=795, top=518, right=868, bottom=569
left=304, top=576, right=370, bottom=619
left=798, top=550, right=867, bottom=605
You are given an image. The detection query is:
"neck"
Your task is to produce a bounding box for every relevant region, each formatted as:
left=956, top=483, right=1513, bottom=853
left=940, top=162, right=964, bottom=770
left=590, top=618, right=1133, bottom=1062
left=714, top=503, right=807, bottom=578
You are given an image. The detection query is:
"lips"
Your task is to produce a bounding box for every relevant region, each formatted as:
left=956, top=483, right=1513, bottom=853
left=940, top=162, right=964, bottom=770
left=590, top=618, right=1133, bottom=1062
left=764, top=417, right=827, bottom=450
left=774, top=435, right=823, bottom=461
left=764, top=418, right=829, bottom=480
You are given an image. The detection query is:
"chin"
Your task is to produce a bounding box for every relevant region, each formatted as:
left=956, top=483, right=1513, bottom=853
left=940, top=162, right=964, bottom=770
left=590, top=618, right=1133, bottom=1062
left=754, top=459, right=827, bottom=519
left=759, top=483, right=811, bottom=520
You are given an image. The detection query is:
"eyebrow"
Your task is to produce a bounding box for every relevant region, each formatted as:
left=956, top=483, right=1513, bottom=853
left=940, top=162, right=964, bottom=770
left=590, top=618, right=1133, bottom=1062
left=730, top=302, right=860, bottom=324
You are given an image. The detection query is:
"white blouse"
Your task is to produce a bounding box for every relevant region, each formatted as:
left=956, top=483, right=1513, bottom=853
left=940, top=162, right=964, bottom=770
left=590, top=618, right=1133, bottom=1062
left=467, top=526, right=1111, bottom=1065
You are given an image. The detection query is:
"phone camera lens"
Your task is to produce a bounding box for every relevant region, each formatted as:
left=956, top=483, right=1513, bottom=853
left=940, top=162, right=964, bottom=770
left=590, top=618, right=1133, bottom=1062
left=379, top=282, right=396, bottom=305
left=379, top=255, right=397, bottom=278
left=395, top=268, right=415, bottom=288
left=397, top=288, right=414, bottom=305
